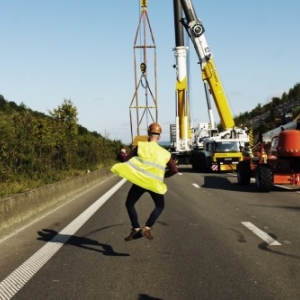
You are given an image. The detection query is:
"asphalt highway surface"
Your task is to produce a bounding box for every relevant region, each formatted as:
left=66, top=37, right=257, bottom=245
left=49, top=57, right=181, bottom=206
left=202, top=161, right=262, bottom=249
left=1, top=166, right=300, bottom=300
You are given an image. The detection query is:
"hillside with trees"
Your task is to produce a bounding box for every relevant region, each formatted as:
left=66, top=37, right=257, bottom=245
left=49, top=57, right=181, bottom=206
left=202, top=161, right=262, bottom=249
left=232, top=82, right=300, bottom=134
left=0, top=96, right=124, bottom=198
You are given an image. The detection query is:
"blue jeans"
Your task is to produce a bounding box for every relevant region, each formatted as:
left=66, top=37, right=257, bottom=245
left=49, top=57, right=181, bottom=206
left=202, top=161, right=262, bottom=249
left=125, top=184, right=165, bottom=228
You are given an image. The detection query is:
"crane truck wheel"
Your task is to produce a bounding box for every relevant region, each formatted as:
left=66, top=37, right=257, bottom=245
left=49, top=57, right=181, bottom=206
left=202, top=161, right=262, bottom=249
left=255, top=165, right=273, bottom=192
left=204, top=157, right=212, bottom=172
left=199, top=152, right=205, bottom=172
left=237, top=161, right=251, bottom=185
left=199, top=152, right=208, bottom=172
left=190, top=154, right=200, bottom=171
left=191, top=162, right=197, bottom=170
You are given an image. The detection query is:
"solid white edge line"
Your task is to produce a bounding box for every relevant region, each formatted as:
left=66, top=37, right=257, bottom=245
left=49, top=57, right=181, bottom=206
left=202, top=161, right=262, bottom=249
left=242, top=221, right=281, bottom=246
left=0, top=178, right=127, bottom=300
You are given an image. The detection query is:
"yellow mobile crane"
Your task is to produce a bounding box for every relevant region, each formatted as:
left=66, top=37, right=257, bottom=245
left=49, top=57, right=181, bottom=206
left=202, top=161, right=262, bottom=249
left=174, top=0, right=249, bottom=171
left=170, top=0, right=218, bottom=165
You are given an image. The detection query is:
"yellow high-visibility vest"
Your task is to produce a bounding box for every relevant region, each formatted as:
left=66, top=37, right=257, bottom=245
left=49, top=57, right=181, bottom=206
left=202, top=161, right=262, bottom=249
left=111, top=141, right=171, bottom=194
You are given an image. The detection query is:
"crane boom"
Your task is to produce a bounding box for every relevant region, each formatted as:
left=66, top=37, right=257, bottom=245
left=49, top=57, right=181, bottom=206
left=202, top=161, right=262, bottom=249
left=180, top=0, right=235, bottom=130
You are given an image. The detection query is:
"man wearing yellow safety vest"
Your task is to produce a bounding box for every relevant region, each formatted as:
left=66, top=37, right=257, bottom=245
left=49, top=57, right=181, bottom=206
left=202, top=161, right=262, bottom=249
left=111, top=123, right=178, bottom=241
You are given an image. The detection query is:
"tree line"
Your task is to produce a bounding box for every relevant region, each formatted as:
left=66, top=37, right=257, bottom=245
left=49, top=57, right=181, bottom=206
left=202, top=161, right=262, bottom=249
left=0, top=96, right=123, bottom=198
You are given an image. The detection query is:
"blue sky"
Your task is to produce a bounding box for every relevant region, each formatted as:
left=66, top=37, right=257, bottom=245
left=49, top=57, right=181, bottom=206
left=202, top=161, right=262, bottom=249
left=1, top=0, right=300, bottom=144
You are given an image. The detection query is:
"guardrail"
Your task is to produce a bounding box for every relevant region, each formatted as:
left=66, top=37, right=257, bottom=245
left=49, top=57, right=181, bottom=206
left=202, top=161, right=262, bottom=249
left=0, top=167, right=113, bottom=240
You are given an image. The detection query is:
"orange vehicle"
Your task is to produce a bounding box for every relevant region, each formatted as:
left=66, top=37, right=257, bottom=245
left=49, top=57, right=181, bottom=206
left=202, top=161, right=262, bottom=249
left=237, top=118, right=300, bottom=192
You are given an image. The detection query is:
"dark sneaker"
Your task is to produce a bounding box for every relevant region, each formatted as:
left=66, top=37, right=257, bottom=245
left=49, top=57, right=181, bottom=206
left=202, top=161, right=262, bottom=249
left=124, top=228, right=142, bottom=241
left=141, top=227, right=154, bottom=241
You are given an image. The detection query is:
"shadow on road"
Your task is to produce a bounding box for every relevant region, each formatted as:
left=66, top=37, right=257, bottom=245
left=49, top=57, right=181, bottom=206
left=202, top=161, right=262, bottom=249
left=138, top=294, right=163, bottom=300
left=178, top=166, right=300, bottom=193
left=202, top=174, right=258, bottom=193
left=203, top=175, right=300, bottom=193
left=37, top=228, right=130, bottom=256
left=258, top=233, right=300, bottom=259
left=177, top=166, right=198, bottom=173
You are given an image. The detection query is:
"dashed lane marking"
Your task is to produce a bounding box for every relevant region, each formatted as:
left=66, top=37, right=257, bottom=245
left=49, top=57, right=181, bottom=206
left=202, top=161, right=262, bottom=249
left=242, top=221, right=281, bottom=246
left=0, top=178, right=127, bottom=300
left=192, top=183, right=200, bottom=188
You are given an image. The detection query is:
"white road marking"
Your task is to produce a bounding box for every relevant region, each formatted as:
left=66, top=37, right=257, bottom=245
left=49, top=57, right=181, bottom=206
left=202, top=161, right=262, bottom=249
left=242, top=221, right=281, bottom=246
left=192, top=183, right=200, bottom=188
left=274, top=185, right=293, bottom=190
left=0, top=179, right=127, bottom=300
left=177, top=172, right=182, bottom=175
